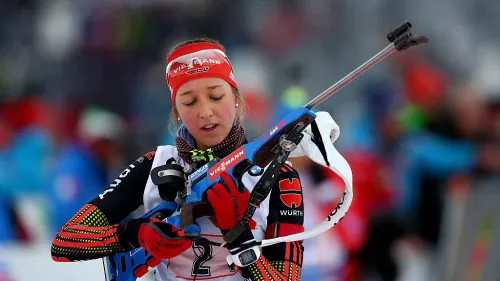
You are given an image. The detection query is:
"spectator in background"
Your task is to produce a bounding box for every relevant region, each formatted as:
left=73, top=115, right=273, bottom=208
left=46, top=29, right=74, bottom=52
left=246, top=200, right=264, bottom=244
left=0, top=120, right=15, bottom=242
left=0, top=193, right=31, bottom=243
left=0, top=96, right=55, bottom=243
left=0, top=194, right=16, bottom=242
left=257, top=0, right=305, bottom=55
left=401, top=89, right=500, bottom=248
left=0, top=96, right=56, bottom=197
left=48, top=107, right=126, bottom=232
left=339, top=79, right=409, bottom=281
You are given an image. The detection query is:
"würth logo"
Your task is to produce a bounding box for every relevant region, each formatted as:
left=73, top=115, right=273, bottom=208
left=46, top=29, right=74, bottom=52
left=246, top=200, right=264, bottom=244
left=278, top=178, right=302, bottom=208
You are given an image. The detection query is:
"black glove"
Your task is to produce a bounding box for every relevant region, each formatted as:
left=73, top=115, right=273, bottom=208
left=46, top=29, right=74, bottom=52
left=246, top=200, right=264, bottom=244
left=150, top=159, right=186, bottom=202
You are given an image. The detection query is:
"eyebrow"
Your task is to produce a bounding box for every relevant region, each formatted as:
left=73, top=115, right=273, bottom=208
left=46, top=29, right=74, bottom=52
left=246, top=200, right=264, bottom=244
left=179, top=90, right=192, bottom=97
left=207, top=85, right=222, bottom=91
left=179, top=85, right=222, bottom=97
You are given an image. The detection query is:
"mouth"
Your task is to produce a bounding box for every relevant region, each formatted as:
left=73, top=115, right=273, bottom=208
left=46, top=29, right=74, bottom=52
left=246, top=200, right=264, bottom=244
left=200, top=124, right=218, bottom=132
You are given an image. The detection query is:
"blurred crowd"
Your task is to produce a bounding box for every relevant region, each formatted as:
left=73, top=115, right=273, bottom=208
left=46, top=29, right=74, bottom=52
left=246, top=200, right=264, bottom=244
left=2, top=0, right=500, bottom=281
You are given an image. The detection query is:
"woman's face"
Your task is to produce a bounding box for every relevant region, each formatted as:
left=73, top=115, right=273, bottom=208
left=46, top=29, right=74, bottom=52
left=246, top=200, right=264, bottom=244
left=175, top=77, right=237, bottom=149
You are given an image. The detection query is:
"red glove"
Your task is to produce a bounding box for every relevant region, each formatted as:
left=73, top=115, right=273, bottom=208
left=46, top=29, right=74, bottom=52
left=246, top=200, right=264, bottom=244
left=138, top=220, right=192, bottom=259
left=206, top=171, right=250, bottom=231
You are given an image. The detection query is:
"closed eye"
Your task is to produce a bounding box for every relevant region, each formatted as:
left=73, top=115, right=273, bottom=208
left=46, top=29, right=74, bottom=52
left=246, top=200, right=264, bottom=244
left=211, top=94, right=224, bottom=101
left=183, top=99, right=196, bottom=106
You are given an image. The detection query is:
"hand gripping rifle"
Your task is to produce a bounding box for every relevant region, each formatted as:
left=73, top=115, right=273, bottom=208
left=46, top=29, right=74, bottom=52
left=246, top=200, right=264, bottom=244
left=103, top=21, right=428, bottom=281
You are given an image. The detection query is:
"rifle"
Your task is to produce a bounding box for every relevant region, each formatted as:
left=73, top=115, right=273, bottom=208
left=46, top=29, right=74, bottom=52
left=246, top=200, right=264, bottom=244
left=103, top=21, right=428, bottom=281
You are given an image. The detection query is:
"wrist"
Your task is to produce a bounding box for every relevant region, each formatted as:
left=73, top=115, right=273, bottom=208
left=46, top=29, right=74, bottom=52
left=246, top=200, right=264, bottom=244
left=222, top=223, right=255, bottom=249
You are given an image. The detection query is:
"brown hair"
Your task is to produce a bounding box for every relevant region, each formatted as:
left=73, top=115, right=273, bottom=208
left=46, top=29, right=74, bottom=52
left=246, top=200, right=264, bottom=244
left=167, top=38, right=248, bottom=135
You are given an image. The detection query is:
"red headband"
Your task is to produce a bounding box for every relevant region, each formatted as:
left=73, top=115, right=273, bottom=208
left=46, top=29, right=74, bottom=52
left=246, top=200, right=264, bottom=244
left=166, top=42, right=238, bottom=104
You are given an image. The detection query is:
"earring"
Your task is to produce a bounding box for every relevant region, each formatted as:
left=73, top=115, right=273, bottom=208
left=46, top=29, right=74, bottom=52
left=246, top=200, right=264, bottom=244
left=235, top=103, right=239, bottom=108
left=177, top=117, right=181, bottom=121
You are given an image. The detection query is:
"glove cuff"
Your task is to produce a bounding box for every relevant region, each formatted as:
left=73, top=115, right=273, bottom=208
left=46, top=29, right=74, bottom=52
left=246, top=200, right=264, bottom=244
left=117, top=218, right=148, bottom=250
left=222, top=223, right=255, bottom=252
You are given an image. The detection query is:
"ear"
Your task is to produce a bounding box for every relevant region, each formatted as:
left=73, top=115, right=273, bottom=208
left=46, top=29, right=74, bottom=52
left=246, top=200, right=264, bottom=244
left=171, top=106, right=181, bottom=126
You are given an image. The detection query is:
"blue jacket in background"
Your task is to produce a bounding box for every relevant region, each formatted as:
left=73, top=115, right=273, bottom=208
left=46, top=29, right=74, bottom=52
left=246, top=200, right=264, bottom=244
left=0, top=127, right=54, bottom=242
left=398, top=132, right=477, bottom=216
left=48, top=143, right=108, bottom=231
left=0, top=194, right=15, bottom=242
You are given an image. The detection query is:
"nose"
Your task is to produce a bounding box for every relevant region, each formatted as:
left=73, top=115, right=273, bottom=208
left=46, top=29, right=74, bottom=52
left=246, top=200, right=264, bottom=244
left=197, top=99, right=214, bottom=119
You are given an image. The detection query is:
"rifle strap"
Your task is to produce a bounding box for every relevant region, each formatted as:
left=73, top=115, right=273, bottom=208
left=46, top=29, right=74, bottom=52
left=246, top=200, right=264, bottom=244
left=223, top=129, right=304, bottom=244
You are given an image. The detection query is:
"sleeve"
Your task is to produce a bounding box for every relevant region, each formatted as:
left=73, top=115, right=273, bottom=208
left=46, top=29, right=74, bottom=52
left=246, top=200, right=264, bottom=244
left=51, top=151, right=156, bottom=262
left=243, top=163, right=305, bottom=281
